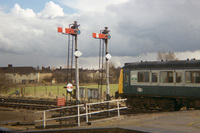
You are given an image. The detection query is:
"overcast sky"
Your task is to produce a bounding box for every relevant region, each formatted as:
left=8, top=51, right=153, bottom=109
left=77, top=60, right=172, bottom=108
left=0, top=0, right=200, bottom=69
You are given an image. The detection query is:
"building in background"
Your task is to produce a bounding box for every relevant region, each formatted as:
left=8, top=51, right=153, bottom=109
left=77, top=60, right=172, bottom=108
left=0, top=64, right=38, bottom=84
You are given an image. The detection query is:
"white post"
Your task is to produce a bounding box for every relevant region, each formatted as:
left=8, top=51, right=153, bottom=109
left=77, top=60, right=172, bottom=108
left=77, top=105, right=80, bottom=126
left=75, top=34, right=80, bottom=104
left=86, top=105, right=88, bottom=123
left=89, top=105, right=91, bottom=117
left=43, top=111, right=46, bottom=129
left=117, top=101, right=120, bottom=117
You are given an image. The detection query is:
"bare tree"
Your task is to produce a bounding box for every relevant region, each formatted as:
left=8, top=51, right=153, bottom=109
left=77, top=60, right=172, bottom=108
left=157, top=51, right=178, bottom=61
left=109, top=62, right=121, bottom=84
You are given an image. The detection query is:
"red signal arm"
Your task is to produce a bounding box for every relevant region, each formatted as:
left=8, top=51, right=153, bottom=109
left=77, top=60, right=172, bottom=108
left=93, top=33, right=110, bottom=39
left=58, top=27, right=79, bottom=35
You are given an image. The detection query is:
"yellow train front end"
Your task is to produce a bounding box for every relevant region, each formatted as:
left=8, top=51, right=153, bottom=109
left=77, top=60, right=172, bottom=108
left=118, top=69, right=123, bottom=95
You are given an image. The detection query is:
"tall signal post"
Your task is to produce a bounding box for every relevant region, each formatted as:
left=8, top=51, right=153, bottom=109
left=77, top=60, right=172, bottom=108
left=72, top=21, right=82, bottom=105
left=57, top=21, right=81, bottom=104
left=93, top=27, right=111, bottom=116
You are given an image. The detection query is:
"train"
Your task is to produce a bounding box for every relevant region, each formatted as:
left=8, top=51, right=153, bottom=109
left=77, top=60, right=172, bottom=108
left=118, top=59, right=200, bottom=110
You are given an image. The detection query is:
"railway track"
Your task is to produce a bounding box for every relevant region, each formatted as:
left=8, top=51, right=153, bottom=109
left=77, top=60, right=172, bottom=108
left=0, top=97, right=171, bottom=129
left=0, top=97, right=175, bottom=113
left=0, top=97, right=57, bottom=105
left=0, top=102, right=58, bottom=110
left=0, top=97, right=60, bottom=110
left=0, top=97, right=123, bottom=110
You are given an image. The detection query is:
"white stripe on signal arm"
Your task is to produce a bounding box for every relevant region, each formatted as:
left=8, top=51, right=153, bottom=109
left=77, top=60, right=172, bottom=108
left=96, top=33, right=99, bottom=38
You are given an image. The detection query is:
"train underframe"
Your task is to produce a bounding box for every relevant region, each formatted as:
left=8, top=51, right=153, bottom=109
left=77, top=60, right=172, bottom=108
left=124, top=95, right=200, bottom=111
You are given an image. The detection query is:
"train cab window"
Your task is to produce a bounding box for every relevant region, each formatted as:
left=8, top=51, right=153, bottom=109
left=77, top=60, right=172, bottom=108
left=124, top=72, right=129, bottom=83
left=138, top=72, right=149, bottom=82
left=151, top=72, right=158, bottom=83
left=130, top=71, right=137, bottom=85
left=176, top=72, right=182, bottom=83
left=185, top=71, right=200, bottom=83
left=160, top=71, right=173, bottom=83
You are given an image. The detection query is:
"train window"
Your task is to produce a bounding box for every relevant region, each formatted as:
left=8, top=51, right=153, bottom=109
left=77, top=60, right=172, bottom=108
left=160, top=71, right=173, bottom=83
left=130, top=71, right=137, bottom=85
left=185, top=71, right=200, bottom=83
left=138, top=72, right=149, bottom=82
left=151, top=72, right=158, bottom=83
left=124, top=72, right=129, bottom=83
left=176, top=72, right=182, bottom=83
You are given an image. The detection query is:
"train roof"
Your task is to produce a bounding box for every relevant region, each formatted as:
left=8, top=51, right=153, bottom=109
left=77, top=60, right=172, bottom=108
left=123, top=59, right=200, bottom=70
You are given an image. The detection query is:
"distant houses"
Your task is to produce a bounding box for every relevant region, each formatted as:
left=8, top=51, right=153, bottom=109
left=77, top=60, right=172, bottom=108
left=53, top=67, right=100, bottom=84
left=38, top=66, right=53, bottom=83
left=0, top=64, right=54, bottom=84
left=0, top=64, right=38, bottom=84
left=0, top=64, right=101, bottom=85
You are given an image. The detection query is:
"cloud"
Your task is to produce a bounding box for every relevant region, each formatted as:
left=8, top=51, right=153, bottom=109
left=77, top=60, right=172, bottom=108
left=105, top=0, right=200, bottom=56
left=0, top=2, right=65, bottom=56
left=38, top=1, right=65, bottom=18
left=11, top=4, right=36, bottom=17
left=1, top=0, right=200, bottom=68
left=61, top=0, right=129, bottom=13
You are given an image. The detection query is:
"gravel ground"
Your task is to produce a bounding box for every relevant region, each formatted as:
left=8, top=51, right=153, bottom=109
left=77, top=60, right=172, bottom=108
left=1, top=107, right=200, bottom=133
left=0, top=107, right=35, bottom=131
left=83, top=110, right=200, bottom=133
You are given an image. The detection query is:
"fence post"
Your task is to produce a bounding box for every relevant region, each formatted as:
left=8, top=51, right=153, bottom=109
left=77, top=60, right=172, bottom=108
left=45, top=85, right=47, bottom=95
left=117, top=101, right=120, bottom=117
left=43, top=111, right=46, bottom=129
left=86, top=105, right=88, bottom=123
left=77, top=105, right=80, bottom=126
left=89, top=105, right=91, bottom=117
left=57, top=86, right=59, bottom=96
left=24, top=87, right=26, bottom=97
left=34, top=86, right=36, bottom=96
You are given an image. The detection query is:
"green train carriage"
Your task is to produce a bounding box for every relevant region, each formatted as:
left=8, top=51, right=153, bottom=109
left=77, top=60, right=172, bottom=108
left=118, top=59, right=200, bottom=110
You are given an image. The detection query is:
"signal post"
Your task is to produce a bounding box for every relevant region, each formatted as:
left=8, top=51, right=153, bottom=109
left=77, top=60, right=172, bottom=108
left=57, top=21, right=81, bottom=105
left=93, top=27, right=111, bottom=116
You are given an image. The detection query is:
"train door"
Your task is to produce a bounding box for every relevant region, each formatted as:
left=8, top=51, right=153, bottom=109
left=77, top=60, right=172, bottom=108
left=123, top=69, right=131, bottom=94
left=174, top=70, right=184, bottom=86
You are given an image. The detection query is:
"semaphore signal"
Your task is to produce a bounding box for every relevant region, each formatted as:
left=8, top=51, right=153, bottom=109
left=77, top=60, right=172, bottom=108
left=92, top=33, right=111, bottom=39
left=92, top=27, right=111, bottom=117
left=58, top=27, right=80, bottom=35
